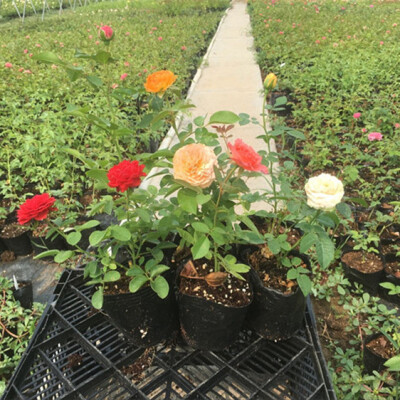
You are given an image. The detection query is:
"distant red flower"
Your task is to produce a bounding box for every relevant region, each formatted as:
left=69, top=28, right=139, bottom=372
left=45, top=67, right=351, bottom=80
left=120, top=73, right=128, bottom=81
left=99, top=25, right=114, bottom=41
left=18, top=193, right=57, bottom=225
left=368, top=132, right=383, bottom=141
left=4, top=62, right=12, bottom=68
left=353, top=112, right=361, bottom=119
left=228, top=139, right=268, bottom=174
left=107, top=160, right=146, bottom=192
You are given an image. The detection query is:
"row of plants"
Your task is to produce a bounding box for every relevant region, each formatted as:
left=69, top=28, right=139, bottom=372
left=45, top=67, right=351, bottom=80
left=0, top=0, right=229, bottom=218
left=248, top=0, right=400, bottom=398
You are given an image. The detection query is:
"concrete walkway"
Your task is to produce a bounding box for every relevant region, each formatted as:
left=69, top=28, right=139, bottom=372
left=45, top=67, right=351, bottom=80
left=146, top=0, right=275, bottom=203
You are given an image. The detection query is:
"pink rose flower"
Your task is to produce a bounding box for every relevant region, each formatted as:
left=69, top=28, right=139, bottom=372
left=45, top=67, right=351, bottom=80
left=228, top=139, right=268, bottom=173
left=353, top=112, right=361, bottom=119
left=368, top=132, right=383, bottom=141
left=23, top=69, right=32, bottom=74
left=99, top=25, right=114, bottom=41
left=395, top=123, right=400, bottom=129
left=361, top=128, right=367, bottom=133
left=18, top=68, right=24, bottom=72
left=120, top=73, right=128, bottom=81
left=111, top=83, right=119, bottom=89
left=23, top=49, right=28, bottom=54
left=181, top=46, right=187, bottom=50
left=158, top=36, right=163, bottom=41
left=124, top=61, right=130, bottom=66
left=4, top=62, right=13, bottom=68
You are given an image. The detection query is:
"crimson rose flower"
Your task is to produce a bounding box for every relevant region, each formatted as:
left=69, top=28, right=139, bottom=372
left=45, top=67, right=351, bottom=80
left=107, top=160, right=146, bottom=192
left=18, top=193, right=57, bottom=225
left=228, top=139, right=268, bottom=173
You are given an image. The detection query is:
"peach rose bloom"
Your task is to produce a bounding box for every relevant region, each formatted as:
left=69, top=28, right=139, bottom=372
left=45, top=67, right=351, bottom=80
left=173, top=144, right=217, bottom=189
left=144, top=70, right=177, bottom=93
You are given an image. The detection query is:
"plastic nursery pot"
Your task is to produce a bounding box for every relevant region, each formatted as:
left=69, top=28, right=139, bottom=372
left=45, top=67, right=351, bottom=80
left=0, top=223, right=32, bottom=256
left=31, top=234, right=67, bottom=258
left=363, top=332, right=392, bottom=374
left=12, top=280, right=33, bottom=309
left=341, top=250, right=384, bottom=295
left=102, top=273, right=178, bottom=348
left=378, top=254, right=400, bottom=306
left=178, top=291, right=251, bottom=351
left=242, top=250, right=309, bottom=341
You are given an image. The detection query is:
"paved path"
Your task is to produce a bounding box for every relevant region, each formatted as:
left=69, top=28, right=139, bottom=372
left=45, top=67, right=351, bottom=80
left=146, top=0, right=275, bottom=205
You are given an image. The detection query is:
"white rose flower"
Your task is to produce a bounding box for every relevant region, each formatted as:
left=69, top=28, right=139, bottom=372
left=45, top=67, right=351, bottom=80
left=305, top=173, right=344, bottom=211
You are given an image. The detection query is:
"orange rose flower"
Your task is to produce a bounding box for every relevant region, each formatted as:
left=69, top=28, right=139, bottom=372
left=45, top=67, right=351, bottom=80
left=228, top=139, right=268, bottom=173
left=144, top=70, right=177, bottom=93
left=173, top=144, right=217, bottom=189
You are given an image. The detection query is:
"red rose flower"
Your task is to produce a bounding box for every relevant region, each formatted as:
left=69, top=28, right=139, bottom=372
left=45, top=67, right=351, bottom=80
left=228, top=139, right=268, bottom=174
left=107, top=160, right=146, bottom=192
left=99, top=25, right=114, bottom=41
left=17, top=193, right=57, bottom=225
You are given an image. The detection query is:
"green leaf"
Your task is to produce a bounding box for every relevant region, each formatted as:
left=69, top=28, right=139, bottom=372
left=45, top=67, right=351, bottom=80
left=94, top=50, right=112, bottom=64
left=192, top=222, right=209, bottom=233
left=77, top=220, right=100, bottom=231
left=315, top=233, right=335, bottom=269
left=196, top=193, right=211, bottom=205
left=336, top=202, right=352, bottom=219
left=66, top=231, right=82, bottom=246
left=210, top=228, right=225, bottom=245
left=267, top=238, right=282, bottom=254
left=177, top=189, right=198, bottom=214
left=89, top=230, right=106, bottom=246
left=194, top=116, right=205, bottom=126
left=149, top=264, right=170, bottom=278
left=92, top=287, right=103, bottom=309
left=66, top=66, right=84, bottom=82
left=136, top=208, right=151, bottom=223
left=209, top=111, right=240, bottom=124
left=129, top=275, right=149, bottom=293
left=54, top=250, right=74, bottom=263
left=150, top=275, right=169, bottom=299
left=33, top=249, right=59, bottom=259
left=111, top=226, right=131, bottom=241
left=191, top=236, right=210, bottom=260
left=86, top=75, right=103, bottom=89
left=32, top=51, right=65, bottom=66
left=104, top=271, right=120, bottom=282
left=86, top=169, right=108, bottom=184
left=274, top=96, right=287, bottom=106
left=297, top=274, right=312, bottom=296
left=287, top=268, right=298, bottom=280
left=299, top=233, right=317, bottom=253
left=287, top=129, right=305, bottom=140
left=384, top=355, right=400, bottom=371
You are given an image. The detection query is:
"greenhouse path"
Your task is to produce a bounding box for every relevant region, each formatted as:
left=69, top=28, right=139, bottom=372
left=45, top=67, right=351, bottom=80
left=145, top=0, right=275, bottom=205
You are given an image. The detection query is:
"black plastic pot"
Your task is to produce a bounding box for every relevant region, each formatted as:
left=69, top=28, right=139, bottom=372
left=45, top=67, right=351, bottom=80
left=0, top=229, right=32, bottom=256
left=12, top=280, right=33, bottom=309
left=363, top=332, right=391, bottom=374
left=178, top=291, right=251, bottom=351
left=102, top=275, right=178, bottom=348
left=379, top=254, right=400, bottom=305
left=341, top=250, right=384, bottom=295
left=244, top=254, right=308, bottom=341
left=31, top=233, right=66, bottom=258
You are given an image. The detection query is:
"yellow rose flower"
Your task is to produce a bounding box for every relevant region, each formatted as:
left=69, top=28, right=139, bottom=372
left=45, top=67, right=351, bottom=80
left=173, top=144, right=217, bottom=189
left=264, top=73, right=277, bottom=90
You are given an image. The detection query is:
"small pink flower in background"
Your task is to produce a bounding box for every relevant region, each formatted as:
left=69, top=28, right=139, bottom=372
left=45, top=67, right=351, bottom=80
left=59, top=43, right=64, bottom=47
left=25, top=35, right=30, bottom=39
left=322, top=36, right=326, bottom=40
left=333, top=43, right=338, bottom=47
left=124, top=61, right=130, bottom=66
left=126, top=32, right=130, bottom=36
left=395, top=123, right=400, bottom=128
left=111, top=83, right=119, bottom=89
left=202, top=30, right=206, bottom=34
left=152, top=27, right=157, bottom=30
left=89, top=35, right=93, bottom=39
left=353, top=112, right=361, bottom=119
left=18, top=67, right=24, bottom=72
left=158, top=36, right=163, bottom=41
left=369, top=4, right=374, bottom=7
left=368, top=132, right=383, bottom=141
left=29, top=53, right=33, bottom=57
left=341, top=7, right=345, bottom=10
left=315, top=40, right=320, bottom=44
left=4, top=62, right=13, bottom=68
left=51, top=64, right=58, bottom=70
left=347, top=35, right=351, bottom=39
left=23, top=69, right=32, bottom=74
left=159, top=19, right=162, bottom=23
left=143, top=68, right=148, bottom=73
left=379, top=41, right=384, bottom=45
left=36, top=43, right=41, bottom=47
left=23, top=49, right=28, bottom=54
left=386, top=30, right=391, bottom=34
left=181, top=46, right=187, bottom=51
left=95, top=40, right=100, bottom=45
left=362, top=128, right=367, bottom=133
left=393, top=23, right=398, bottom=27
left=120, top=73, right=128, bottom=81
left=279, top=31, right=284, bottom=35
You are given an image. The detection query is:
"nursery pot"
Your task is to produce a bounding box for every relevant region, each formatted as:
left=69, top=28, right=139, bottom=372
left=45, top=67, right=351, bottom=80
left=0, top=224, right=32, bottom=256
left=363, top=332, right=392, bottom=374
left=379, top=254, right=400, bottom=305
left=241, top=249, right=309, bottom=341
left=31, top=233, right=66, bottom=258
left=12, top=280, right=33, bottom=309
left=102, top=274, right=178, bottom=348
left=341, top=250, right=384, bottom=295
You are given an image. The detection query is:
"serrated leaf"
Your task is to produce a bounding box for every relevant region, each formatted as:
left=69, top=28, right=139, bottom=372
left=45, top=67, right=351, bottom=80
left=54, top=250, right=74, bottom=263
left=86, top=169, right=108, bottom=184
left=196, top=193, right=211, bottom=205
left=287, top=129, right=305, bottom=140
left=136, top=208, right=151, bottom=223
left=150, top=275, right=169, bottom=299
left=267, top=238, right=281, bottom=254
left=274, top=96, right=287, bottom=106
left=32, top=51, right=65, bottom=66
left=104, top=271, right=121, bottom=282
left=177, top=189, right=198, bottom=214
left=129, top=275, right=149, bottom=293
left=192, top=222, right=209, bottom=233
left=86, top=75, right=103, bottom=89
left=77, top=220, right=100, bottom=231
left=315, top=233, right=335, bottom=269
left=149, top=265, right=170, bottom=278
left=299, top=232, right=317, bottom=253
left=297, top=274, right=312, bottom=296
left=336, top=202, right=352, bottom=219
left=209, top=111, right=240, bottom=124
left=191, top=236, right=210, bottom=260
left=384, top=355, right=400, bottom=371
left=66, top=231, right=82, bottom=246
left=92, top=287, right=103, bottom=309
left=89, top=230, right=106, bottom=246
left=94, top=50, right=112, bottom=64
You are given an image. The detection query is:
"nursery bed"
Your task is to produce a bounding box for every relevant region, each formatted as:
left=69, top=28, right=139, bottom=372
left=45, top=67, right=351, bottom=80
left=2, top=270, right=337, bottom=400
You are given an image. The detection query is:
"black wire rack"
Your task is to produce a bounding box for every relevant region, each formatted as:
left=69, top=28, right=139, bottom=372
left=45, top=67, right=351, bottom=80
left=2, top=270, right=337, bottom=400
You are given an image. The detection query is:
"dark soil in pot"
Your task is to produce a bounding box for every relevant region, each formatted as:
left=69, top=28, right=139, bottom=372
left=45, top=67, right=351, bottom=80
left=12, top=280, right=33, bottom=309
left=102, top=272, right=178, bottom=348
left=178, top=259, right=252, bottom=351
left=341, top=250, right=384, bottom=294
left=242, top=247, right=308, bottom=341
left=363, top=332, right=396, bottom=374
left=0, top=223, right=32, bottom=256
